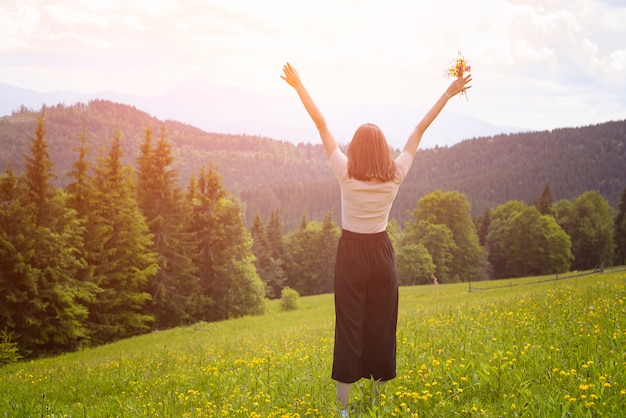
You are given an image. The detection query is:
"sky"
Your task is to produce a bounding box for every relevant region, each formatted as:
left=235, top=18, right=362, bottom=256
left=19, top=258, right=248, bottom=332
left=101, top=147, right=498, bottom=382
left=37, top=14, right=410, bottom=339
left=1, top=0, right=625, bottom=133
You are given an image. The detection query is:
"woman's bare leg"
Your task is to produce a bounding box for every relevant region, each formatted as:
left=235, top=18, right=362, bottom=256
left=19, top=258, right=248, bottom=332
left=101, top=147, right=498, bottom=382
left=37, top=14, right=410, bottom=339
left=337, top=381, right=351, bottom=408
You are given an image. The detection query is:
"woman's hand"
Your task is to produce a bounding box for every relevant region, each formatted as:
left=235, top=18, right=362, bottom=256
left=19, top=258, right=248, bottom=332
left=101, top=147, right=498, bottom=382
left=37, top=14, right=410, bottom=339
left=281, top=63, right=302, bottom=89
left=281, top=62, right=338, bottom=157
left=445, top=74, right=472, bottom=99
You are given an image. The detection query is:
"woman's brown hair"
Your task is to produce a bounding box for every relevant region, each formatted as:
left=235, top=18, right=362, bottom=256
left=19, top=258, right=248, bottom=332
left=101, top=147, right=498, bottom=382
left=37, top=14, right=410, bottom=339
left=347, top=123, right=396, bottom=182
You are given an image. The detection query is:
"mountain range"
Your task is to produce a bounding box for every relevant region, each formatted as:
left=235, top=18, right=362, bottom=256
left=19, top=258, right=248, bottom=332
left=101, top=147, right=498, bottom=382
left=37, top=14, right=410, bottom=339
left=0, top=80, right=524, bottom=149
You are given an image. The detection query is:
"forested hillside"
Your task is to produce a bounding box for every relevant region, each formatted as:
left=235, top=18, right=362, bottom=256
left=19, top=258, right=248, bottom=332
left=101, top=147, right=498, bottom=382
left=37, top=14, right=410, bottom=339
left=394, top=122, right=626, bottom=222
left=1, top=101, right=625, bottom=230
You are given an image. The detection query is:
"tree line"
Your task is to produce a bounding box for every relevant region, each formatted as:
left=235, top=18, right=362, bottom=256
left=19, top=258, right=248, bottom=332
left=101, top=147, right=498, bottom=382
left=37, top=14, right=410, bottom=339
left=248, top=183, right=624, bottom=297
left=1, top=106, right=625, bottom=361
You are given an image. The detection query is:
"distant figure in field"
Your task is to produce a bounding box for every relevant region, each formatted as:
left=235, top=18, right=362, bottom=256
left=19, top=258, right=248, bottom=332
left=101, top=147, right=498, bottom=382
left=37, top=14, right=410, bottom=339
left=281, top=62, right=471, bottom=417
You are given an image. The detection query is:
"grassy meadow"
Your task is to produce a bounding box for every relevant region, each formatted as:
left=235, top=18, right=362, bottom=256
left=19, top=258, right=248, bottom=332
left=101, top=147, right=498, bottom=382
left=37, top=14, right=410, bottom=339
left=1, top=269, right=625, bottom=417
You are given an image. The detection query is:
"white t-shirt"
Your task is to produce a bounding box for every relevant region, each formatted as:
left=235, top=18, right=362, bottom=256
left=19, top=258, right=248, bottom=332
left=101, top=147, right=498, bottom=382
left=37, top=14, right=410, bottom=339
left=329, top=148, right=414, bottom=234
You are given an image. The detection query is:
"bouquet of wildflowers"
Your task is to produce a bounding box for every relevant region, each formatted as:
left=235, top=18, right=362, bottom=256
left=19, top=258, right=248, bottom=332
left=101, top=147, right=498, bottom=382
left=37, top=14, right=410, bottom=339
left=445, top=51, right=471, bottom=100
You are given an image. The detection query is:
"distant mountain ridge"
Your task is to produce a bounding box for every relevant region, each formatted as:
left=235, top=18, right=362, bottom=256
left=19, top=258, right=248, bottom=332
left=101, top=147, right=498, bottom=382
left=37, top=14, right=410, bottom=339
left=0, top=99, right=624, bottom=231
left=0, top=81, right=524, bottom=148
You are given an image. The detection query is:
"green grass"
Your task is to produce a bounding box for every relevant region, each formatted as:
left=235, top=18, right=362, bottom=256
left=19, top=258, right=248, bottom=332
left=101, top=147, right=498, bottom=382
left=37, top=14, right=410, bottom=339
left=2, top=269, right=625, bottom=417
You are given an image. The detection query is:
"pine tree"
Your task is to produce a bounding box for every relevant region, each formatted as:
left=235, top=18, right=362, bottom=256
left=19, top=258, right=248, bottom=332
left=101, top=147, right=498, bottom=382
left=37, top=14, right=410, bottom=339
left=284, top=216, right=316, bottom=294
left=615, top=186, right=626, bottom=265
left=250, top=212, right=274, bottom=297
left=474, top=208, right=491, bottom=247
left=0, top=328, right=22, bottom=366
left=187, top=165, right=225, bottom=320
left=268, top=209, right=287, bottom=262
left=0, top=167, right=19, bottom=201
left=316, top=212, right=339, bottom=294
left=208, top=197, right=265, bottom=319
left=535, top=182, right=554, bottom=215
left=68, top=132, right=157, bottom=345
left=65, top=129, right=92, bottom=216
left=0, top=169, right=36, bottom=358
left=136, top=127, right=199, bottom=328
left=189, top=165, right=264, bottom=320
left=249, top=211, right=288, bottom=299
left=266, top=209, right=288, bottom=296
left=23, top=111, right=56, bottom=225
left=3, top=112, right=93, bottom=356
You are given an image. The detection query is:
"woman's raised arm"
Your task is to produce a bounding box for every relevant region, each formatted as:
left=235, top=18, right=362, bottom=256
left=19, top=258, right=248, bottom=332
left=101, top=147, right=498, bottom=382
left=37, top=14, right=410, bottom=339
left=281, top=63, right=338, bottom=158
left=403, top=74, right=472, bottom=157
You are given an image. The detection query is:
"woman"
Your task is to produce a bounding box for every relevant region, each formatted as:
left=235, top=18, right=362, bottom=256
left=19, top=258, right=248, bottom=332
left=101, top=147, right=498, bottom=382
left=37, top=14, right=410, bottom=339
left=281, top=63, right=471, bottom=416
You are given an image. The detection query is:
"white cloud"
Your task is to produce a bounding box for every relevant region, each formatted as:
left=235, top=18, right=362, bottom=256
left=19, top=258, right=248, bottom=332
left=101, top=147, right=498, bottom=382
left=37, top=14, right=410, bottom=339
left=128, top=0, right=179, bottom=17
left=43, top=3, right=108, bottom=27
left=0, top=1, right=41, bottom=50
left=607, top=49, right=626, bottom=71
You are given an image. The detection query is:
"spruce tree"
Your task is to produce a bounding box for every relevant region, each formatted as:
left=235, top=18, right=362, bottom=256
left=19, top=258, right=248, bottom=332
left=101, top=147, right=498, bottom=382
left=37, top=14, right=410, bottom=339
left=615, top=186, right=626, bottom=265
left=268, top=209, right=287, bottom=262
left=208, top=197, right=265, bottom=319
left=23, top=111, right=56, bottom=225
left=535, top=182, right=554, bottom=215
left=266, top=209, right=288, bottom=296
left=284, top=215, right=316, bottom=294
left=4, top=113, right=92, bottom=356
left=136, top=127, right=199, bottom=328
left=187, top=165, right=225, bottom=320
left=65, top=129, right=92, bottom=216
left=68, top=132, right=157, bottom=344
left=0, top=169, right=35, bottom=357
left=316, top=212, right=339, bottom=294
left=474, top=208, right=491, bottom=247
left=189, top=165, right=265, bottom=320
left=250, top=212, right=274, bottom=297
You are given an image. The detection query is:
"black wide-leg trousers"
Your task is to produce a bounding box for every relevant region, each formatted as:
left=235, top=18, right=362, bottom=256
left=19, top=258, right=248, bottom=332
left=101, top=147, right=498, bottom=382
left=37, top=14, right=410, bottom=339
left=331, top=229, right=398, bottom=384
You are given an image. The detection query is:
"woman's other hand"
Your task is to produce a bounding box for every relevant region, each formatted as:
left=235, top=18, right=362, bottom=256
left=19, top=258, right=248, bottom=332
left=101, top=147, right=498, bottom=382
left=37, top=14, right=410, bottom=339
left=445, top=74, right=472, bottom=99
left=281, top=63, right=303, bottom=89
